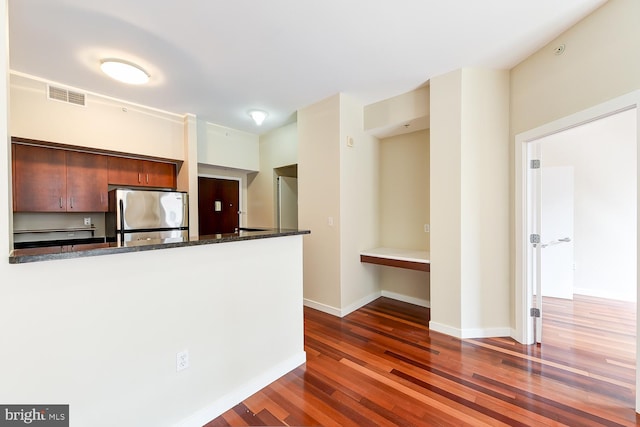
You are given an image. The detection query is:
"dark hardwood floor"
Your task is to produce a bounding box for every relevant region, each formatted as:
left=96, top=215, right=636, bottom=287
left=205, top=295, right=638, bottom=426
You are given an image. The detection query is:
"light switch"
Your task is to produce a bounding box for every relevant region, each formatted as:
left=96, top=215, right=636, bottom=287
left=214, top=201, right=222, bottom=212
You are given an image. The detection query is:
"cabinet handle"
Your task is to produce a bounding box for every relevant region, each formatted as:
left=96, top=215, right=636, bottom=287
left=59, top=197, right=63, bottom=208
left=146, top=173, right=149, bottom=184
left=70, top=197, right=74, bottom=209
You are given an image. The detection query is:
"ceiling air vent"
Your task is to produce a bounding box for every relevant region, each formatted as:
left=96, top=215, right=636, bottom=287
left=47, top=85, right=86, bottom=107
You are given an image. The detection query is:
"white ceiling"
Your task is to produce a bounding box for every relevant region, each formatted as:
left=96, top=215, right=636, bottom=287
left=8, top=0, right=606, bottom=134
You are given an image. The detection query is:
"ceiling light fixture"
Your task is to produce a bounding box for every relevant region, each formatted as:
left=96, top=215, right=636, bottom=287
left=248, top=110, right=268, bottom=126
left=100, top=59, right=150, bottom=85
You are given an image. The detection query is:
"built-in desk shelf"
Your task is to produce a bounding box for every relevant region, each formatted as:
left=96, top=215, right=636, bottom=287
left=360, top=247, right=430, bottom=272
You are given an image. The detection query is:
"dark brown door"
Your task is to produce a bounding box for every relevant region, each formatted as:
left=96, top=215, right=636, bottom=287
left=198, top=177, right=239, bottom=235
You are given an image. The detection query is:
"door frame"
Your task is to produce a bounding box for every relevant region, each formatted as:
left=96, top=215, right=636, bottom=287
left=515, top=92, right=640, bottom=412
left=197, top=174, right=243, bottom=229
left=514, top=90, right=640, bottom=346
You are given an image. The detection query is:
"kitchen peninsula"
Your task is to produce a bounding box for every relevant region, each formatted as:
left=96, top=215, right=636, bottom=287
left=9, top=228, right=309, bottom=263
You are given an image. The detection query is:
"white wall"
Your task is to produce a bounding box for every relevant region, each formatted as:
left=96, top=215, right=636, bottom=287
left=379, top=129, right=430, bottom=305
left=10, top=73, right=185, bottom=160
left=430, top=68, right=510, bottom=338
left=541, top=109, right=637, bottom=301
left=298, top=94, right=342, bottom=311
left=248, top=122, right=297, bottom=227
left=197, top=120, right=259, bottom=172
left=2, top=0, right=11, bottom=253
left=2, top=237, right=305, bottom=427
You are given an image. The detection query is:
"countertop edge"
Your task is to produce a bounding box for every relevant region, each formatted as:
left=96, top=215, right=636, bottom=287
left=9, top=229, right=311, bottom=264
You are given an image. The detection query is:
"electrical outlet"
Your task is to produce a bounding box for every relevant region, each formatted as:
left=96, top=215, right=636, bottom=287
left=83, top=217, right=91, bottom=226
left=176, top=350, right=189, bottom=372
left=424, top=224, right=430, bottom=233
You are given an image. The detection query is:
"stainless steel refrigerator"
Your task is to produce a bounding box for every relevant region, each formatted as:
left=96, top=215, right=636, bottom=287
left=106, top=188, right=189, bottom=244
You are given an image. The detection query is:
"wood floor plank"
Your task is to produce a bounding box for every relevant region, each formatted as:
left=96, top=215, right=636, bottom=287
left=205, top=296, right=637, bottom=426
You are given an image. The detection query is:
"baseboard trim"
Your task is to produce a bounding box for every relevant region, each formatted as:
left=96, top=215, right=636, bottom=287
left=381, top=290, right=430, bottom=308
left=429, top=321, right=511, bottom=339
left=303, top=299, right=342, bottom=317
left=173, top=351, right=306, bottom=427
left=304, top=292, right=383, bottom=317
left=340, top=292, right=382, bottom=317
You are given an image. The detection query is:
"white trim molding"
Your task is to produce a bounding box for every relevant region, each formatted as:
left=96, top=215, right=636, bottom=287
left=173, top=351, right=306, bottom=427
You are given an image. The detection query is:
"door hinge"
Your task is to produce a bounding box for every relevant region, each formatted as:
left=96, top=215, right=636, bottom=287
left=530, top=234, right=541, bottom=245
left=530, top=307, right=541, bottom=318
left=530, top=159, right=541, bottom=169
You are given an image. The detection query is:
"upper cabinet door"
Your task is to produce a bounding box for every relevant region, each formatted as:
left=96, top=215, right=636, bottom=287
left=107, top=156, right=141, bottom=187
left=13, top=144, right=67, bottom=212
left=108, top=157, right=176, bottom=189
left=66, top=151, right=108, bottom=212
left=141, top=160, right=176, bottom=189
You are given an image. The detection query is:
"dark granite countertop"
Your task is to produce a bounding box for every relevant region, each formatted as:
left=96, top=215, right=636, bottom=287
left=9, top=228, right=310, bottom=264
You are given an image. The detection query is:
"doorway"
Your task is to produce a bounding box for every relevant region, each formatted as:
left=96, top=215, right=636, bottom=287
left=515, top=91, right=640, bottom=411
left=274, top=164, right=298, bottom=229
left=198, top=177, right=240, bottom=235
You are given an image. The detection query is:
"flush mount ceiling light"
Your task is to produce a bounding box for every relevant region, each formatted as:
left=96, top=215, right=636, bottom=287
left=248, top=110, right=268, bottom=126
left=100, top=59, right=150, bottom=85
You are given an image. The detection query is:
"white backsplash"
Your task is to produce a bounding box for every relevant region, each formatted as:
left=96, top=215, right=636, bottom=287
left=13, top=212, right=106, bottom=237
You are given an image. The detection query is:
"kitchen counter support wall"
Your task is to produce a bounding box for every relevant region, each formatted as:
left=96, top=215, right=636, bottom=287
left=1, top=233, right=306, bottom=427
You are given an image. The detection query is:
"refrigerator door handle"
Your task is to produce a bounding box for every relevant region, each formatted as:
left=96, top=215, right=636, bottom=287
left=119, top=199, right=125, bottom=244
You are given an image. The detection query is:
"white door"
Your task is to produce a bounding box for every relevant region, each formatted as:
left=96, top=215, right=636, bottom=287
left=278, top=176, right=298, bottom=229
left=540, top=166, right=575, bottom=300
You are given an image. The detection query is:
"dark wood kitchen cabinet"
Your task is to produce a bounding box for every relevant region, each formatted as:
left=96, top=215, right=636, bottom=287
left=65, top=150, right=108, bottom=211
left=13, top=144, right=67, bottom=212
left=107, top=156, right=176, bottom=189
left=12, top=144, right=108, bottom=212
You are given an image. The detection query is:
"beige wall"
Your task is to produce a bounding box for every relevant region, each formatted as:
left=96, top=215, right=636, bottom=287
left=379, top=129, right=430, bottom=304
left=430, top=68, right=510, bottom=337
left=379, top=130, right=430, bottom=249
left=511, top=0, right=640, bottom=137
left=298, top=93, right=381, bottom=315
left=10, top=73, right=185, bottom=160
left=197, top=120, right=259, bottom=172
left=338, top=94, right=380, bottom=313
left=364, top=86, right=430, bottom=137
left=298, top=94, right=342, bottom=311
left=182, top=114, right=199, bottom=236
left=510, top=0, right=640, bottom=325
left=430, top=69, right=463, bottom=331
left=248, top=122, right=297, bottom=227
